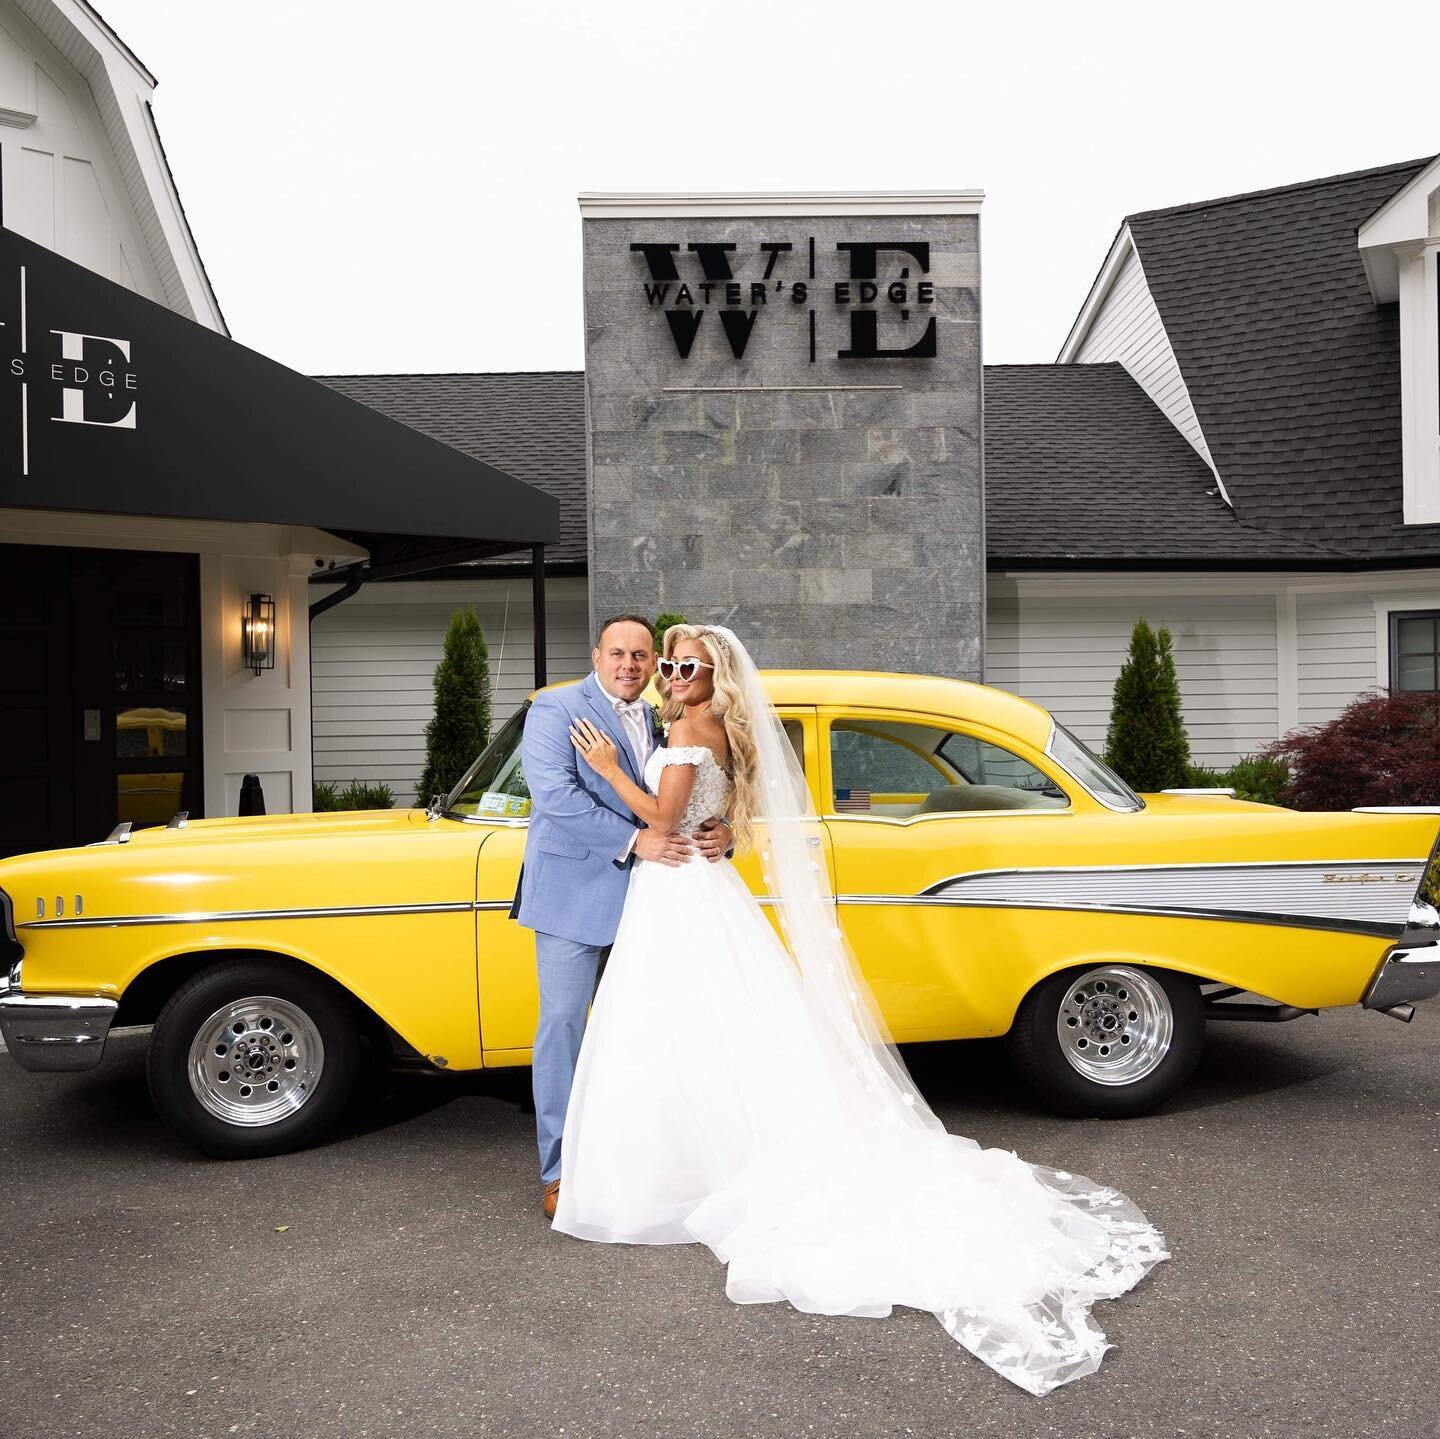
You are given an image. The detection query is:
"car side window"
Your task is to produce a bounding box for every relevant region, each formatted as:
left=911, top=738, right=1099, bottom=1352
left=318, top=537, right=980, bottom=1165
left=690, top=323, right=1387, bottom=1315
left=782, top=719, right=804, bottom=769
left=828, top=720, right=1067, bottom=819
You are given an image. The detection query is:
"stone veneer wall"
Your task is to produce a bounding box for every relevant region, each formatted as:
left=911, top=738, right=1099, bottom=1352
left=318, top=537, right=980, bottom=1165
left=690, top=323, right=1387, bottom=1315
left=582, top=206, right=983, bottom=678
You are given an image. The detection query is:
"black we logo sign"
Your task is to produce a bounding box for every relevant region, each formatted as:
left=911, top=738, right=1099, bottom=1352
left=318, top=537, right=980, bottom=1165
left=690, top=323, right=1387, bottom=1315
left=630, top=239, right=937, bottom=362
left=629, top=242, right=798, bottom=359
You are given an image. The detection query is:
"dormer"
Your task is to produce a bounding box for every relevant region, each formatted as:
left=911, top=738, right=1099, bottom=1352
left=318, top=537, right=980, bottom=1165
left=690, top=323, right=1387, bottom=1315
left=1358, top=155, right=1440, bottom=526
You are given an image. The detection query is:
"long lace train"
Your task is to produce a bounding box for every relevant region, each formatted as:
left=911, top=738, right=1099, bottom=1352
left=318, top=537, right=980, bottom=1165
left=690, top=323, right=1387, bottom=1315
left=553, top=830, right=1167, bottom=1396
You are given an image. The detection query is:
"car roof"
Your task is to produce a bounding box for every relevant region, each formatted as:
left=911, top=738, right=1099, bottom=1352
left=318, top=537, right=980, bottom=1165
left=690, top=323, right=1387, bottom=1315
left=535, top=669, right=1056, bottom=751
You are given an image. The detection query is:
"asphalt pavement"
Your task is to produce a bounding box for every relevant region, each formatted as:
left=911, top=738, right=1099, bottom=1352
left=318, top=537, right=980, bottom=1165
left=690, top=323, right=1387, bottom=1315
left=1, top=1006, right=1438, bottom=1439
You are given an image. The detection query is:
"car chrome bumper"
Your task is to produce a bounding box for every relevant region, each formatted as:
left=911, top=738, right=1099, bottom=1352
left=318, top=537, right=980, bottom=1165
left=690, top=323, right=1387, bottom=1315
left=0, top=976, right=118, bottom=1073
left=1364, top=943, right=1440, bottom=1011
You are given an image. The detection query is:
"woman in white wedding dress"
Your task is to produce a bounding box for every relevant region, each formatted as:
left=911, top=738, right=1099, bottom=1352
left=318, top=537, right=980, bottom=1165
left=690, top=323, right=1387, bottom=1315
left=554, top=624, right=1167, bottom=1396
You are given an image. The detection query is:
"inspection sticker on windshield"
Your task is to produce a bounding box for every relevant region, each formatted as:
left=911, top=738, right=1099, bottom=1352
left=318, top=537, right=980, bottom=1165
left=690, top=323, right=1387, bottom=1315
left=477, top=792, right=530, bottom=818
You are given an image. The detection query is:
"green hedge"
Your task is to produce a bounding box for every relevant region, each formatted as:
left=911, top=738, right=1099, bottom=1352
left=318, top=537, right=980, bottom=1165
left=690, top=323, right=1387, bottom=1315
left=1182, top=754, right=1290, bottom=806
left=313, top=780, right=395, bottom=812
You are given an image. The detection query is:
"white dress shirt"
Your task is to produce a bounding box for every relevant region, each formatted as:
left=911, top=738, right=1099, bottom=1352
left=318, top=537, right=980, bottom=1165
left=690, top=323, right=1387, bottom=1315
left=595, top=678, right=651, bottom=862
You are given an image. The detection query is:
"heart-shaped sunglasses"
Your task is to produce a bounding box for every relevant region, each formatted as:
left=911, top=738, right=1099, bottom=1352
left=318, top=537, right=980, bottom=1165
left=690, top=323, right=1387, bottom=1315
left=657, top=657, right=715, bottom=682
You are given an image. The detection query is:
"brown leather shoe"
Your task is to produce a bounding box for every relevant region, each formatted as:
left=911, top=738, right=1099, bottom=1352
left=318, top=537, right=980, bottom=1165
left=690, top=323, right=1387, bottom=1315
left=542, top=1179, right=560, bottom=1220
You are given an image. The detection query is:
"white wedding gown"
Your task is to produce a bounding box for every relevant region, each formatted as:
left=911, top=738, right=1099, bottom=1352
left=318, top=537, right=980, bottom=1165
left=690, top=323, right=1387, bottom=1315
left=553, top=745, right=1167, bottom=1395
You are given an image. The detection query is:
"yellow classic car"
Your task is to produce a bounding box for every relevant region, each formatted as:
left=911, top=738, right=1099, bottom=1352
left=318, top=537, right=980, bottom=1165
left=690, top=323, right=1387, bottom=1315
left=2, top=671, right=1438, bottom=1158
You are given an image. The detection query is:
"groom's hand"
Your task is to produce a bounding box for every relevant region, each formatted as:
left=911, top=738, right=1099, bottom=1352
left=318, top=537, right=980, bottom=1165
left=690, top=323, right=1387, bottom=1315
left=693, top=818, right=731, bottom=864
left=633, top=829, right=694, bottom=867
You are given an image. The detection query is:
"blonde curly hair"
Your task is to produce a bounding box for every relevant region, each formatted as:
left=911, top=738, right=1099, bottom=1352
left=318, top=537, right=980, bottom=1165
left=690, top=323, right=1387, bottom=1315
left=657, top=624, right=758, bottom=853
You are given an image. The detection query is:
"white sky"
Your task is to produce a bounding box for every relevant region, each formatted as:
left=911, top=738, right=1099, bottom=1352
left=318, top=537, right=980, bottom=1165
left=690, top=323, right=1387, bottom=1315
left=104, top=0, right=1440, bottom=377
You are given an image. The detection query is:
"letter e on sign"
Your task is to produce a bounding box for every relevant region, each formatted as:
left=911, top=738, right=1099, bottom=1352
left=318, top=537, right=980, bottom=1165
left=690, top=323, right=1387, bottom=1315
left=49, top=329, right=137, bottom=429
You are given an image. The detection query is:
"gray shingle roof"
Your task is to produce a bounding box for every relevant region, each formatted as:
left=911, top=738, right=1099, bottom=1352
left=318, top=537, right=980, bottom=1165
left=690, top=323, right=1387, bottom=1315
left=319, top=365, right=1336, bottom=569
left=1126, top=157, right=1440, bottom=562
left=984, top=364, right=1335, bottom=564
left=315, top=371, right=588, bottom=565
left=321, top=161, right=1440, bottom=573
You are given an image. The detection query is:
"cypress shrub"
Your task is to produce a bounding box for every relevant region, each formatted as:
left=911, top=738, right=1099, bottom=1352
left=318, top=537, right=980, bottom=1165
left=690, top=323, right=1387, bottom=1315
left=1103, top=619, right=1192, bottom=791
left=654, top=611, right=688, bottom=652
left=417, top=608, right=491, bottom=805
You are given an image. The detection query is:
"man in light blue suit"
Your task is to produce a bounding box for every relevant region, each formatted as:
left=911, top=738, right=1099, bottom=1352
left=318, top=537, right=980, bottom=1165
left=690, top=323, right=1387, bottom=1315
left=512, top=614, right=731, bottom=1218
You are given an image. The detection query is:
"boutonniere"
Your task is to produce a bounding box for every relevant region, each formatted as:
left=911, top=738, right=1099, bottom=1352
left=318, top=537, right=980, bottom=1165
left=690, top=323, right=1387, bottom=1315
left=649, top=707, right=668, bottom=743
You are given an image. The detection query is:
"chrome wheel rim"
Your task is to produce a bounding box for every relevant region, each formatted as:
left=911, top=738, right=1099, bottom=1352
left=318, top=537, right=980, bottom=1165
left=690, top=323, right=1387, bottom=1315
left=188, top=995, right=324, bottom=1127
left=1056, top=965, right=1172, bottom=1086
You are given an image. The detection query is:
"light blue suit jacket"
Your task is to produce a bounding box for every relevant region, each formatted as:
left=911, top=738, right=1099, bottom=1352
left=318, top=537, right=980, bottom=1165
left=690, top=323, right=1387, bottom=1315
left=509, top=670, right=662, bottom=948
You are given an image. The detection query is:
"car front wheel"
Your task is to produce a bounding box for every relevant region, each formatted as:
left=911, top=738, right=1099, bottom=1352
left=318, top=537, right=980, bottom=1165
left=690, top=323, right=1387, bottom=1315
left=1007, top=963, right=1204, bottom=1117
left=147, top=959, right=360, bottom=1158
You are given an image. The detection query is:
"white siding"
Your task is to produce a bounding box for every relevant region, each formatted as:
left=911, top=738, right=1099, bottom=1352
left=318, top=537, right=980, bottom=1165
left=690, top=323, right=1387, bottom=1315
left=987, top=587, right=1279, bottom=767
left=311, top=576, right=590, bottom=807
left=1295, top=592, right=1379, bottom=727
left=0, top=7, right=168, bottom=304
left=1072, top=237, right=1216, bottom=474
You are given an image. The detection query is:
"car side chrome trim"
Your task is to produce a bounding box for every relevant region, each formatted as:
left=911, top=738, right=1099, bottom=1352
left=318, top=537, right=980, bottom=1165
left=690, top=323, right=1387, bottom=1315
left=916, top=858, right=1430, bottom=885
left=833, top=893, right=1402, bottom=940
left=19, top=901, right=485, bottom=930
left=833, top=858, right=1430, bottom=941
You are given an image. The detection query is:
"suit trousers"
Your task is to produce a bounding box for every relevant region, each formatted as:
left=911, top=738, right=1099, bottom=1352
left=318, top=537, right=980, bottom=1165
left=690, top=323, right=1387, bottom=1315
left=532, top=930, right=606, bottom=1183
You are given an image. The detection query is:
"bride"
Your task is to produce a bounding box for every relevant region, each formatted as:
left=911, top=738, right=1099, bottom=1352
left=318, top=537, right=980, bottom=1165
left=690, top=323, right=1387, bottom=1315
left=554, top=623, right=1167, bottom=1395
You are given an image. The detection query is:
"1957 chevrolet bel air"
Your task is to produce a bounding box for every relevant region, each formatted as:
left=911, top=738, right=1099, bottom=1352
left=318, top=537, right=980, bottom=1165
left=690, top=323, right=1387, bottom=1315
left=2, top=671, right=1438, bottom=1158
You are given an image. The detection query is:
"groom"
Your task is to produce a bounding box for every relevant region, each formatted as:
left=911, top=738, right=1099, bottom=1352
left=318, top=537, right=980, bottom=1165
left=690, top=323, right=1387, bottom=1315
left=511, top=614, right=731, bottom=1218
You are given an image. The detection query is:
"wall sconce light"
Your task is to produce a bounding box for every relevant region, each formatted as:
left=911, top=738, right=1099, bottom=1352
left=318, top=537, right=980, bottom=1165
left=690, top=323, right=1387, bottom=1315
left=242, top=592, right=276, bottom=675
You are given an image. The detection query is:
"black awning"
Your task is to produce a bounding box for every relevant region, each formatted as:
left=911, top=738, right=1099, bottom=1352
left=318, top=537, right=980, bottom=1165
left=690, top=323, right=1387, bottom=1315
left=0, top=226, right=558, bottom=568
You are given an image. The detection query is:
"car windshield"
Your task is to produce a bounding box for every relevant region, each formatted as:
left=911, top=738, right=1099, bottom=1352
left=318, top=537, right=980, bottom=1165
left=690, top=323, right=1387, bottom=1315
left=1045, top=723, right=1144, bottom=812
left=444, top=704, right=532, bottom=820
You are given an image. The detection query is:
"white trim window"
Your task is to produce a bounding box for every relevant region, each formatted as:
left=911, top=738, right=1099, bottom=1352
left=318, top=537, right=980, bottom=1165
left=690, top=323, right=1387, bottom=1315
left=1389, top=609, right=1440, bottom=693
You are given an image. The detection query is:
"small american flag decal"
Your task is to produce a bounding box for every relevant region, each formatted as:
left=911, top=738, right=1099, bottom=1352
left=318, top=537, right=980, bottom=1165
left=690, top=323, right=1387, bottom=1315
left=834, top=788, right=871, bottom=812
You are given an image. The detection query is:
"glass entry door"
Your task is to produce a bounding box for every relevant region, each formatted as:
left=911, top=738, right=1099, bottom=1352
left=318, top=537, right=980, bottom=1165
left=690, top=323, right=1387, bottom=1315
left=72, top=550, right=203, bottom=842
left=0, top=544, right=203, bottom=856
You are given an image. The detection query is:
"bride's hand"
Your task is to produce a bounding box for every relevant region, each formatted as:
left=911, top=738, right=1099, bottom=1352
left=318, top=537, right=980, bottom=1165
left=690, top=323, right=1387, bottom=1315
left=570, top=718, right=620, bottom=778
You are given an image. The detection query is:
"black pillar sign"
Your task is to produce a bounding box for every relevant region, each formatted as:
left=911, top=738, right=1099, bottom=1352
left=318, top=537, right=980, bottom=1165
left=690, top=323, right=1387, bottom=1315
left=629, top=235, right=939, bottom=362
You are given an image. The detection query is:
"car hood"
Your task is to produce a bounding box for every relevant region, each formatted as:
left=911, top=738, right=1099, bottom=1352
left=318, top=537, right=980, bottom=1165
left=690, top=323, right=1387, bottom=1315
left=0, top=808, right=430, bottom=880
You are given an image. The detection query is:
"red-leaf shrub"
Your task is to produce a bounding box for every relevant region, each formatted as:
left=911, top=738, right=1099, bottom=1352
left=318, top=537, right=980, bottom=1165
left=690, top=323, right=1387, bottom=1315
left=1266, top=690, right=1440, bottom=811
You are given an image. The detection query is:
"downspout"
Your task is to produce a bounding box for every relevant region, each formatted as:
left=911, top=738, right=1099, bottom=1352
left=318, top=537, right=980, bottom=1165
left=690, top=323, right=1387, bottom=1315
left=307, top=565, right=367, bottom=811
left=309, top=565, right=367, bottom=621
left=531, top=543, right=548, bottom=689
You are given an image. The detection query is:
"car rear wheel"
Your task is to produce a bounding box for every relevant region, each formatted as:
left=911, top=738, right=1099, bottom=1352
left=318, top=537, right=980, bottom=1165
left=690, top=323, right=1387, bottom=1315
left=1007, top=963, right=1204, bottom=1117
left=147, top=959, right=360, bottom=1158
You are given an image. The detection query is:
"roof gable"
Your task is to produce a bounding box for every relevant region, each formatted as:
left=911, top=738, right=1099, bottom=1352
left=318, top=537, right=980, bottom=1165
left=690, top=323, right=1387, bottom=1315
left=1357, top=153, right=1440, bottom=301
left=1126, top=158, right=1440, bottom=561
left=1058, top=225, right=1221, bottom=488
left=6, top=0, right=225, bottom=331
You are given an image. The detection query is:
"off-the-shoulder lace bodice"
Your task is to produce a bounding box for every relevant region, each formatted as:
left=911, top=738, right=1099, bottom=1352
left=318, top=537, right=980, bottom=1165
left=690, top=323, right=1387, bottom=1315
left=644, top=745, right=732, bottom=833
